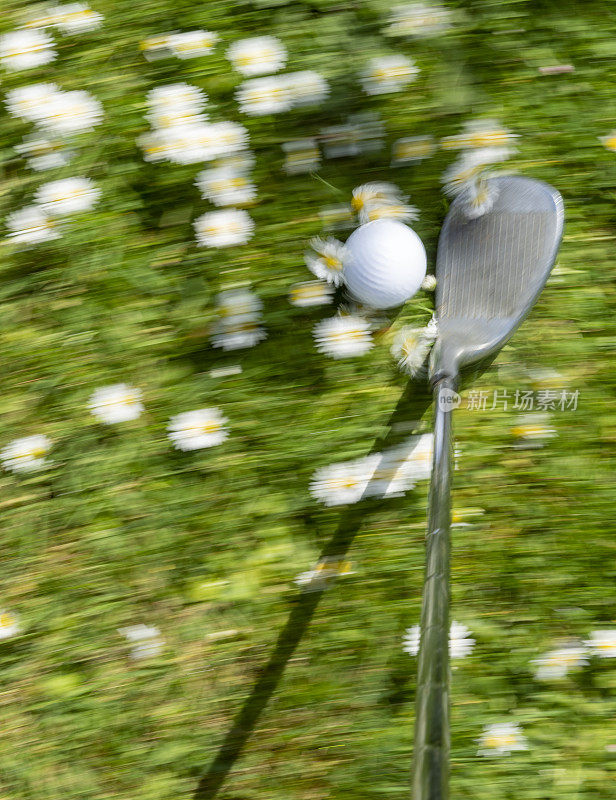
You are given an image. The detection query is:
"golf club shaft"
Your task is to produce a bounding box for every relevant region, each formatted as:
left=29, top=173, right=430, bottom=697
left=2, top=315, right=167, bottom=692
left=412, top=376, right=455, bottom=800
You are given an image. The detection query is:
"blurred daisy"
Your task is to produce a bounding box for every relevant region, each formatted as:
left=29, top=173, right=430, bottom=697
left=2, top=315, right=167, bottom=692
left=40, top=89, right=104, bottom=134
left=321, top=113, right=385, bottom=159
left=305, top=236, right=346, bottom=286
left=511, top=413, right=556, bottom=447
left=195, top=167, right=256, bottom=207
left=226, top=35, right=287, bottom=76
left=5, top=82, right=61, bottom=122
left=478, top=722, right=528, bottom=756
left=211, top=322, right=266, bottom=350
left=168, top=29, right=218, bottom=58
left=118, top=624, right=163, bottom=660
left=88, top=384, right=144, bottom=424
left=532, top=646, right=588, bottom=680
left=215, top=150, right=255, bottom=173
left=459, top=177, right=499, bottom=219
left=403, top=621, right=475, bottom=658
left=194, top=208, right=254, bottom=248
left=421, top=275, right=436, bottom=291
left=215, top=288, right=262, bottom=323
left=0, top=610, right=21, bottom=640
left=0, top=29, right=56, bottom=71
left=385, top=2, right=452, bottom=38
left=585, top=630, right=616, bottom=658
left=351, top=182, right=406, bottom=217
left=286, top=70, right=330, bottom=107
left=167, top=408, right=229, bottom=450
left=441, top=119, right=517, bottom=152
left=139, top=34, right=174, bottom=60
left=282, top=138, right=321, bottom=174
left=361, top=199, right=419, bottom=225
left=236, top=75, right=293, bottom=115
left=289, top=281, right=334, bottom=307
left=361, top=55, right=419, bottom=95
left=391, top=320, right=438, bottom=377
left=392, top=135, right=436, bottom=165
left=15, top=134, right=72, bottom=171
left=313, top=315, right=373, bottom=359
left=35, top=177, right=101, bottom=216
left=377, top=433, right=433, bottom=491
left=51, top=3, right=103, bottom=34
left=310, top=455, right=379, bottom=506
left=1, top=434, right=52, bottom=473
left=211, top=121, right=251, bottom=156
left=146, top=83, right=207, bottom=127
left=6, top=205, right=60, bottom=244
left=442, top=148, right=509, bottom=198
left=294, top=557, right=354, bottom=591
left=600, top=131, right=616, bottom=152
left=140, top=123, right=221, bottom=165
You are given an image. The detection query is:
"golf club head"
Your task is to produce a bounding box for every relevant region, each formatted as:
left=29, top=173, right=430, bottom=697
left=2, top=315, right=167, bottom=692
left=430, top=175, right=564, bottom=385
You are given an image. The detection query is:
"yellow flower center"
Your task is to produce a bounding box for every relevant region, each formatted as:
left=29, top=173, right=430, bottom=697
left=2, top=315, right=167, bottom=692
left=484, top=733, right=517, bottom=749
left=0, top=613, right=15, bottom=628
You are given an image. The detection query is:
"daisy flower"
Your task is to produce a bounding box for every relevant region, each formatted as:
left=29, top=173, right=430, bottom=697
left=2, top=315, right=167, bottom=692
left=585, top=630, right=616, bottom=658
left=139, top=34, right=174, bottom=61
left=403, top=621, right=475, bottom=658
left=35, top=177, right=101, bottom=216
left=600, top=131, right=616, bottom=152
left=305, top=236, right=346, bottom=286
left=0, top=29, right=56, bottom=71
left=236, top=75, right=293, bottom=116
left=289, top=281, right=334, bottom=307
left=441, top=148, right=509, bottom=198
left=385, top=2, right=452, bottom=38
left=194, top=208, right=254, bottom=248
left=1, top=434, right=52, bottom=473
left=351, top=182, right=406, bottom=217
left=15, top=135, right=72, bottom=171
left=532, top=646, right=588, bottom=680
left=139, top=123, right=219, bottom=165
left=118, top=624, right=163, bottom=660
left=0, top=610, right=21, bottom=640
left=310, top=455, right=379, bottom=506
left=211, top=323, right=266, bottom=350
left=294, top=557, right=354, bottom=591
left=226, top=35, right=287, bottom=76
left=478, top=722, right=528, bottom=756
left=168, top=29, right=218, bottom=59
left=392, top=135, right=436, bottom=165
left=360, top=199, right=419, bottom=225
left=391, top=321, right=437, bottom=377
left=5, top=82, right=62, bottom=122
left=40, top=89, right=103, bottom=134
left=286, top=70, right=330, bottom=107
left=511, top=413, right=556, bottom=447
left=88, top=384, right=144, bottom=424
left=441, top=119, right=518, bottom=152
left=51, top=3, right=104, bottom=34
left=368, top=433, right=433, bottom=497
left=195, top=167, right=256, bottom=207
left=421, top=275, right=436, bottom=291
left=282, top=138, right=321, bottom=174
left=167, top=408, right=229, bottom=450
left=459, top=177, right=499, bottom=219
left=361, top=55, right=419, bottom=95
left=5, top=206, right=60, bottom=245
left=146, top=83, right=207, bottom=114
left=215, top=288, right=262, bottom=322
left=313, top=315, right=373, bottom=359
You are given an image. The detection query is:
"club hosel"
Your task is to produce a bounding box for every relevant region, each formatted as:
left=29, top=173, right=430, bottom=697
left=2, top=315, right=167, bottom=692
left=428, top=338, right=460, bottom=389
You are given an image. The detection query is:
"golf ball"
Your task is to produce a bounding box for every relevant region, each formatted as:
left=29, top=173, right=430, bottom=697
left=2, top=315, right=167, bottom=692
left=344, top=219, right=427, bottom=309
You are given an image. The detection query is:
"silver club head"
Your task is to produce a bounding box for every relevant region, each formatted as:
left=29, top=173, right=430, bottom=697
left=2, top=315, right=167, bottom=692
left=430, top=175, right=564, bottom=383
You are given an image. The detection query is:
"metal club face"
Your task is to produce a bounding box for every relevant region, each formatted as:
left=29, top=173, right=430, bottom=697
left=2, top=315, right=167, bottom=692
left=430, top=175, right=564, bottom=381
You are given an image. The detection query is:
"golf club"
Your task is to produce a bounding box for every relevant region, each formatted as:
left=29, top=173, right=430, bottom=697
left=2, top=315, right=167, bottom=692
left=412, top=175, right=564, bottom=800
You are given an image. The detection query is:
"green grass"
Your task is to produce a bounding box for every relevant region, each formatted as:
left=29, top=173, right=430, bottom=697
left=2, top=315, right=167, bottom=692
left=0, top=1, right=615, bottom=798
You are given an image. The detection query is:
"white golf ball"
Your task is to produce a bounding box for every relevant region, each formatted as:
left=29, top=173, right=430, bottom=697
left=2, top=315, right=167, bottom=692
left=344, top=219, right=427, bottom=309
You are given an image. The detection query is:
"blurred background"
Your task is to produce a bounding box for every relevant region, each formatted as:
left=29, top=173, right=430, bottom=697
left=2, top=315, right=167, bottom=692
left=0, top=1, right=615, bottom=798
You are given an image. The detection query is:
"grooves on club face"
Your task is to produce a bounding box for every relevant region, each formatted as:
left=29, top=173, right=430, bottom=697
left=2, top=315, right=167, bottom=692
left=430, top=175, right=564, bottom=384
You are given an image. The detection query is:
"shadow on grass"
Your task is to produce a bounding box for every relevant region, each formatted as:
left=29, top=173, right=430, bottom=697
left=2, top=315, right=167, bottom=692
left=193, top=380, right=433, bottom=800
